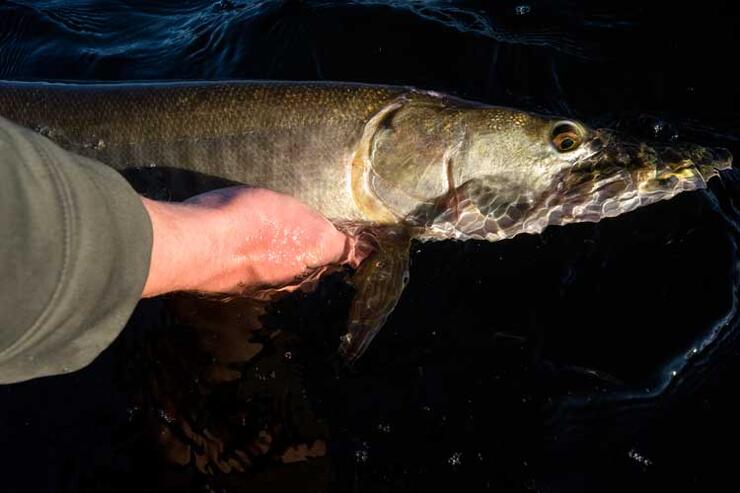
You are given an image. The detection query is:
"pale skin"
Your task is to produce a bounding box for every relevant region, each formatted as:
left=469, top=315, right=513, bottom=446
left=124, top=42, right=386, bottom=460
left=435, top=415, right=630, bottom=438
left=140, top=186, right=368, bottom=298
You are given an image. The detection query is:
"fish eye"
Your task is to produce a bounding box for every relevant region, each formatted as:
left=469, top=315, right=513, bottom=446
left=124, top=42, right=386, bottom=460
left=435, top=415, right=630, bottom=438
left=550, top=121, right=583, bottom=153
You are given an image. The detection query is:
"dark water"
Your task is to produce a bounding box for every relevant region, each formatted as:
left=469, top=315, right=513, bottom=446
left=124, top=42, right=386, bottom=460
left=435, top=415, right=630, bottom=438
left=1, top=1, right=740, bottom=491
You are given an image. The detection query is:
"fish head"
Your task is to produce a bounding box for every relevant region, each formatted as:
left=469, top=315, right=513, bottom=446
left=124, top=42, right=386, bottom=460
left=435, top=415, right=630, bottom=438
left=416, top=110, right=732, bottom=240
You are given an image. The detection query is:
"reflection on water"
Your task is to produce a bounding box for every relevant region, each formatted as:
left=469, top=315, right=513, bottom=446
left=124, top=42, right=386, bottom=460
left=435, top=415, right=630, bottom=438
left=0, top=0, right=631, bottom=80
left=128, top=295, right=330, bottom=475
left=1, top=1, right=739, bottom=492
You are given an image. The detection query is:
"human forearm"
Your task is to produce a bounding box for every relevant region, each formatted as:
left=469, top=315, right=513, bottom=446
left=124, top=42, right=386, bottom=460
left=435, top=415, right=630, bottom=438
left=140, top=198, right=212, bottom=297
left=141, top=186, right=367, bottom=298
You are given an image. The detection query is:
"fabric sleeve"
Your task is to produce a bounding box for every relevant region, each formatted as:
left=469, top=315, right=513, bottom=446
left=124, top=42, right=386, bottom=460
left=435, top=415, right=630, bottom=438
left=0, top=116, right=153, bottom=384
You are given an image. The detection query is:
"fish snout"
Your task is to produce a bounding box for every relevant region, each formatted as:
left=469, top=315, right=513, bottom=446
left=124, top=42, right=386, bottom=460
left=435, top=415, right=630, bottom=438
left=582, top=131, right=733, bottom=198
left=592, top=128, right=732, bottom=179
left=696, top=146, right=733, bottom=181
left=655, top=145, right=733, bottom=183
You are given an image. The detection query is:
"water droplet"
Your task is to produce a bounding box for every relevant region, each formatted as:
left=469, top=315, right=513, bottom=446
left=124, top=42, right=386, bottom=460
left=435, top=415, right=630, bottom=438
left=283, top=351, right=294, bottom=360
left=34, top=125, right=52, bottom=137
left=126, top=406, right=140, bottom=422
left=628, top=448, right=652, bottom=467
left=157, top=407, right=176, bottom=424
left=652, top=121, right=666, bottom=138
left=448, top=451, right=463, bottom=467
left=376, top=422, right=391, bottom=433
left=354, top=442, right=370, bottom=463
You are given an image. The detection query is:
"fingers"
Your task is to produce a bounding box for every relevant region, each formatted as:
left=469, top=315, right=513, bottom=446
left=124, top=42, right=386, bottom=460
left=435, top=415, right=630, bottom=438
left=309, top=215, right=375, bottom=270
left=341, top=234, right=374, bottom=268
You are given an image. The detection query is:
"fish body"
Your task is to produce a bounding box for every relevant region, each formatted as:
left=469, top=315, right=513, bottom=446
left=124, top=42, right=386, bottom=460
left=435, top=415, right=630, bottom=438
left=0, top=81, right=409, bottom=220
left=0, top=80, right=731, bottom=359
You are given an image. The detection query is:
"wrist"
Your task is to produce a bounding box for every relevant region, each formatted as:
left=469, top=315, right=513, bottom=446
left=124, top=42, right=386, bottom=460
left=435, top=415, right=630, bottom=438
left=140, top=197, right=214, bottom=297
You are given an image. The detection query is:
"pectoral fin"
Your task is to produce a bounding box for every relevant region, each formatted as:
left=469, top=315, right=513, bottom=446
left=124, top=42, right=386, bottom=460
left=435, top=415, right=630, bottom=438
left=338, top=229, right=412, bottom=363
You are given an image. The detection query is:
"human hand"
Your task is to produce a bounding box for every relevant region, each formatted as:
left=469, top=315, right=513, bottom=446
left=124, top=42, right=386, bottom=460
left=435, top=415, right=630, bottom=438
left=141, top=186, right=369, bottom=297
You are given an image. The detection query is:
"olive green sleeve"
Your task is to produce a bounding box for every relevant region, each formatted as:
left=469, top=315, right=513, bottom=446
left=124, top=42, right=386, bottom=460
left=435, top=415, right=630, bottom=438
left=0, top=116, right=153, bottom=384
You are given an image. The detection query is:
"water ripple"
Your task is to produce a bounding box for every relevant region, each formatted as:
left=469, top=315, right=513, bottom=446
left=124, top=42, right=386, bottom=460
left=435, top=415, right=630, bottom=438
left=0, top=0, right=639, bottom=81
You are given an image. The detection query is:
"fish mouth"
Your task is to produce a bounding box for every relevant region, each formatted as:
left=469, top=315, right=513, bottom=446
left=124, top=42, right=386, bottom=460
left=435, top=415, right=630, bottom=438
left=644, top=144, right=732, bottom=187
left=527, top=137, right=732, bottom=231
left=417, top=135, right=732, bottom=242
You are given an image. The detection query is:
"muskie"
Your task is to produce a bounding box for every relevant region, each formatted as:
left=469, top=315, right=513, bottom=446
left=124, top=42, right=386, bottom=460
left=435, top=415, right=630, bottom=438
left=0, top=81, right=732, bottom=361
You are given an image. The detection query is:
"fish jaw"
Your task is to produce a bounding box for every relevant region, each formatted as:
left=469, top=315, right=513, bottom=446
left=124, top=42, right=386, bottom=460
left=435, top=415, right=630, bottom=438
left=415, top=132, right=733, bottom=242
left=530, top=137, right=733, bottom=230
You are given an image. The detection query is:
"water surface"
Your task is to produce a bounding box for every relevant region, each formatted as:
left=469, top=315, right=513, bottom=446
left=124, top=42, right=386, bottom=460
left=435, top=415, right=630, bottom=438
left=1, top=1, right=739, bottom=492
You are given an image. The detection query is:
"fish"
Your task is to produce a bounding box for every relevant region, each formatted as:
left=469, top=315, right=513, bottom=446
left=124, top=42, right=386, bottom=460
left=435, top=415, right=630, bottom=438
left=0, top=80, right=732, bottom=362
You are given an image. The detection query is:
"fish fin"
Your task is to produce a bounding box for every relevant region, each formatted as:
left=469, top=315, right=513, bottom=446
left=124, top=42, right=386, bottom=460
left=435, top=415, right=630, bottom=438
left=339, top=229, right=412, bottom=363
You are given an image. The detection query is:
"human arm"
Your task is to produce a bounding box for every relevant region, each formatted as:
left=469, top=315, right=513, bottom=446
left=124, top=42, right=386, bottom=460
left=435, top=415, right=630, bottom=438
left=0, top=116, right=152, bottom=383
left=141, top=186, right=364, bottom=298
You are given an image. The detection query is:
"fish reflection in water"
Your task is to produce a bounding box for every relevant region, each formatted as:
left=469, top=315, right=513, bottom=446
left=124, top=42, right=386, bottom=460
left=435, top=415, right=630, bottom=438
left=127, top=294, right=333, bottom=476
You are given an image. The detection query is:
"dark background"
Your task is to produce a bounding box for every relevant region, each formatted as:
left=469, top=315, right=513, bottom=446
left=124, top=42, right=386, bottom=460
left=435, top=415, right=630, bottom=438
left=1, top=1, right=740, bottom=491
